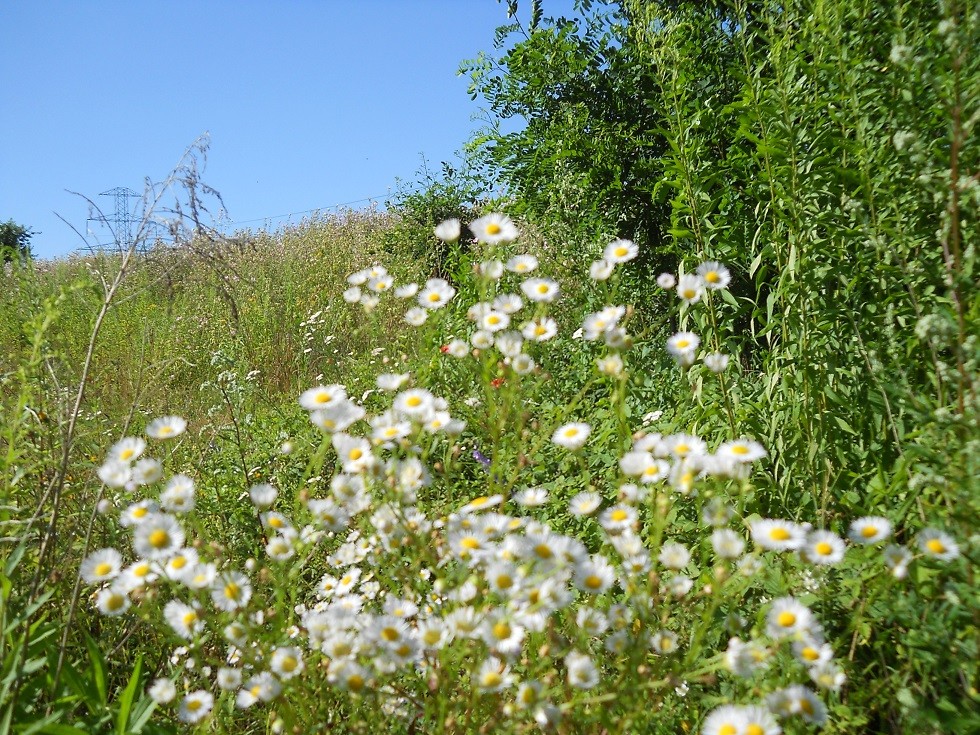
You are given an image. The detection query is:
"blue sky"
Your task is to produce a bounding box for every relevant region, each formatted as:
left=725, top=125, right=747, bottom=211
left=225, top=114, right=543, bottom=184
left=2, top=1, right=577, bottom=258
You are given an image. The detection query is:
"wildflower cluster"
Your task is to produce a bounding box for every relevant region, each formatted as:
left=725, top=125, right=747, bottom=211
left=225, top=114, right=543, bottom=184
left=80, top=216, right=966, bottom=732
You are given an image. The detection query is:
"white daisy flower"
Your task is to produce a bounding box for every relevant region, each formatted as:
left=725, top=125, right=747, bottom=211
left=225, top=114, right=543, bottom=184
left=717, top=438, right=767, bottom=463
left=311, top=399, right=365, bottom=434
left=97, top=460, right=131, bottom=488
left=766, top=597, right=815, bottom=639
left=569, top=492, right=602, bottom=516
left=481, top=310, right=510, bottom=332
left=590, top=258, right=614, bottom=280
left=434, top=218, right=461, bottom=242
left=604, top=238, right=638, bottom=263
left=393, top=388, right=436, bottom=420
left=270, top=646, right=304, bottom=680
left=521, top=316, right=558, bottom=342
left=675, top=274, right=703, bottom=304
left=511, top=353, right=536, bottom=374
left=377, top=373, right=409, bottom=391
left=394, top=282, right=418, bottom=298
left=236, top=672, right=281, bottom=708
left=750, top=518, right=808, bottom=551
left=133, top=513, right=184, bottom=559
left=342, top=286, right=361, bottom=303
left=551, top=422, right=591, bottom=450
left=248, top=483, right=278, bottom=508
left=520, top=277, right=560, bottom=303
left=160, top=474, right=195, bottom=513
left=147, top=678, right=176, bottom=704
left=162, top=548, right=199, bottom=582
left=80, top=548, right=123, bottom=584
left=514, top=487, right=548, bottom=507
left=404, top=307, right=428, bottom=326
left=164, top=600, right=203, bottom=639
left=108, top=436, right=146, bottom=463
left=299, top=384, right=347, bottom=411
left=475, top=656, right=514, bottom=692
left=217, top=667, right=242, bottom=691
left=95, top=585, right=130, bottom=617
left=470, top=213, right=518, bottom=244
left=666, top=332, right=700, bottom=363
left=803, top=530, right=846, bottom=565
left=146, top=416, right=187, bottom=440
left=211, top=571, right=252, bottom=612
left=656, top=272, right=676, bottom=289
left=711, top=529, right=746, bottom=559
left=565, top=651, right=599, bottom=689
left=477, top=260, right=504, bottom=279
left=658, top=541, right=691, bottom=570
left=918, top=528, right=960, bottom=561
left=367, top=274, right=393, bottom=293
left=650, top=629, right=679, bottom=654
left=574, top=556, right=616, bottom=594
left=703, top=352, right=730, bottom=373
left=848, top=516, right=892, bottom=544
left=130, top=457, right=163, bottom=485
left=506, top=254, right=538, bottom=273
left=417, top=278, right=456, bottom=309
left=697, top=261, right=731, bottom=289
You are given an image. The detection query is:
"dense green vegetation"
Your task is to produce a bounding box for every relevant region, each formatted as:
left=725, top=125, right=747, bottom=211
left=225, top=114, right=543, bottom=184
left=1, top=1, right=976, bottom=733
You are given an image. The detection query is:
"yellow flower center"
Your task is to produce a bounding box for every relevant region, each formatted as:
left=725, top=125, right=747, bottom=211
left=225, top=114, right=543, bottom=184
left=926, top=538, right=946, bottom=554
left=315, top=393, right=332, bottom=404
left=224, top=582, right=241, bottom=600
left=705, top=271, right=720, bottom=283
left=611, top=509, right=628, bottom=522
left=348, top=448, right=363, bottom=461
left=800, top=698, right=814, bottom=715
left=269, top=517, right=284, bottom=528
left=406, top=396, right=422, bottom=407
left=348, top=674, right=364, bottom=691
left=460, top=537, right=480, bottom=550
left=107, top=594, right=125, bottom=611
left=482, top=672, right=502, bottom=687
left=187, top=699, right=202, bottom=712
left=423, top=630, right=441, bottom=646
left=158, top=425, right=174, bottom=436
left=769, top=527, right=791, bottom=541
left=675, top=339, right=690, bottom=349
left=488, top=315, right=500, bottom=325
left=171, top=556, right=188, bottom=569
left=584, top=575, right=603, bottom=590
left=535, top=325, right=547, bottom=336
left=802, top=647, right=820, bottom=661
left=537, top=284, right=549, bottom=294
left=861, top=525, right=878, bottom=538
left=777, top=611, right=797, bottom=627
left=133, top=507, right=148, bottom=518
left=731, top=444, right=749, bottom=455
left=95, top=562, right=113, bottom=576
left=614, top=246, right=628, bottom=257
left=428, top=293, right=441, bottom=302
left=381, top=627, right=400, bottom=642
left=148, top=530, right=170, bottom=548
left=719, top=724, right=738, bottom=735
left=815, top=542, right=833, bottom=556
left=493, top=622, right=512, bottom=640
left=496, top=574, right=513, bottom=589
left=280, top=656, right=297, bottom=672
left=534, top=544, right=553, bottom=559
left=120, top=448, right=134, bottom=460
left=486, top=223, right=502, bottom=235
left=745, top=725, right=764, bottom=735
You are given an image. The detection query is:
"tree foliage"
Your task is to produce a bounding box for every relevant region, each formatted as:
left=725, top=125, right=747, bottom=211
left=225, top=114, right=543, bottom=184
left=0, top=220, right=34, bottom=263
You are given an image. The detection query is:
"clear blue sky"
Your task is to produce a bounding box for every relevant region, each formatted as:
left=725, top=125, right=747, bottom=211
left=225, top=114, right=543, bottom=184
left=2, top=1, right=577, bottom=259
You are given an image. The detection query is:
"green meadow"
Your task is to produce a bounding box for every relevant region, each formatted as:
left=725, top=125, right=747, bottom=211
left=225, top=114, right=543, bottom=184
left=1, top=2, right=976, bottom=733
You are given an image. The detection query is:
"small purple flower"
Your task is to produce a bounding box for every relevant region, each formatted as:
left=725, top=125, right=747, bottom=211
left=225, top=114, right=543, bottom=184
left=471, top=448, right=491, bottom=469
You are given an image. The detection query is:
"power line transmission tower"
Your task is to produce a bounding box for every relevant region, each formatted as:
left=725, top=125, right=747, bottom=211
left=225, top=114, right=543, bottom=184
left=95, top=187, right=142, bottom=251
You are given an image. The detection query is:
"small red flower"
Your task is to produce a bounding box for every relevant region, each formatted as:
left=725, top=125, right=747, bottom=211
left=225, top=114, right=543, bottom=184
left=490, top=377, right=505, bottom=389
left=440, top=345, right=450, bottom=354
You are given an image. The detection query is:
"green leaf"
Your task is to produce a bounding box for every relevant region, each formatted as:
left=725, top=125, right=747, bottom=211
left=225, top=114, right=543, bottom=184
left=115, top=655, right=142, bottom=735
left=83, top=632, right=107, bottom=707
